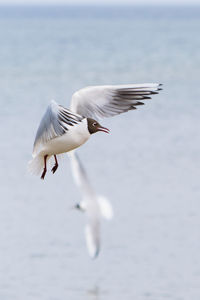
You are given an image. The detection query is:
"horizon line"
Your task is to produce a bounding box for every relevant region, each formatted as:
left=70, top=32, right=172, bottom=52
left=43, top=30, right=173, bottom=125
left=0, top=3, right=200, bottom=6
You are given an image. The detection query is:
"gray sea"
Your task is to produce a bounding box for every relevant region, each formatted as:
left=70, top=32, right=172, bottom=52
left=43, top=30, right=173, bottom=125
left=0, top=5, right=200, bottom=300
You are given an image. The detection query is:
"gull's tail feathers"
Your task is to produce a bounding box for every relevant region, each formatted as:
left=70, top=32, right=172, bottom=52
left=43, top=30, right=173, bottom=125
left=28, top=154, right=47, bottom=176
left=97, top=196, right=113, bottom=220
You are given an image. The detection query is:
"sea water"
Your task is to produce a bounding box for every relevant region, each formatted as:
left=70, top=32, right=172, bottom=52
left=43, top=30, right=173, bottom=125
left=0, top=5, right=200, bottom=300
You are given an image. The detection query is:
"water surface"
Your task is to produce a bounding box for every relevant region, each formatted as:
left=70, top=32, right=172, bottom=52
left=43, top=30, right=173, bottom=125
left=0, top=5, right=200, bottom=300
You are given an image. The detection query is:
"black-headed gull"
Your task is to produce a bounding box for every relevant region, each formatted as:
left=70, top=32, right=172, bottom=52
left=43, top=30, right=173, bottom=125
left=69, top=151, right=113, bottom=258
left=28, top=83, right=162, bottom=179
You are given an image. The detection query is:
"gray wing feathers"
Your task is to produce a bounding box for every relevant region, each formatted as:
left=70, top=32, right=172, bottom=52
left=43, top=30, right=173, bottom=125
left=33, top=100, right=83, bottom=156
left=70, top=83, right=162, bottom=119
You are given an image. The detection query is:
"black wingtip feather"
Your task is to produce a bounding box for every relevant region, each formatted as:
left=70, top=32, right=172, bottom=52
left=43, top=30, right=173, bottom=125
left=143, top=96, right=152, bottom=100
left=134, top=101, right=145, bottom=106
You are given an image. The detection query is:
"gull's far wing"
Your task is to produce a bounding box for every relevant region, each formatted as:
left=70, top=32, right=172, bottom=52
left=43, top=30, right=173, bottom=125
left=85, top=216, right=100, bottom=259
left=70, top=83, right=162, bottom=119
left=68, top=150, right=94, bottom=197
left=33, top=100, right=83, bottom=156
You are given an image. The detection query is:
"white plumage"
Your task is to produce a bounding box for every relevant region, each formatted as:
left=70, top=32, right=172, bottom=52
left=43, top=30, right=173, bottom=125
left=69, top=150, right=113, bottom=258
left=28, top=83, right=161, bottom=179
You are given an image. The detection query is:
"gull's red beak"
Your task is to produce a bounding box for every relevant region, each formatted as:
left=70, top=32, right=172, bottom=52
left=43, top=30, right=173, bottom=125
left=97, top=126, right=110, bottom=134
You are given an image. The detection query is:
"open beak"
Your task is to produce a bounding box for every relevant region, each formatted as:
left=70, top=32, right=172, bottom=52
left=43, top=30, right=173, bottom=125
left=97, top=126, right=110, bottom=134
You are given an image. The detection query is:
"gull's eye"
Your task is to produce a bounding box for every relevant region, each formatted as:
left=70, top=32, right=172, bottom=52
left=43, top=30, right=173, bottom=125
left=93, top=122, right=97, bottom=127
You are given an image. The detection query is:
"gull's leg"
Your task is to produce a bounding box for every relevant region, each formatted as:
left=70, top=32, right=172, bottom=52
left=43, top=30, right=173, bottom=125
left=51, top=155, right=58, bottom=174
left=41, top=155, right=48, bottom=180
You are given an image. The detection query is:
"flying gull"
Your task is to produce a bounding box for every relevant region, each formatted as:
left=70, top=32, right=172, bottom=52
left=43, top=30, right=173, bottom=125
left=28, top=83, right=162, bottom=179
left=69, top=150, right=113, bottom=258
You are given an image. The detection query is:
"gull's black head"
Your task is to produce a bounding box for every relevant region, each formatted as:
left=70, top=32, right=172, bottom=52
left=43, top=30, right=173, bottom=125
left=75, top=203, right=81, bottom=210
left=87, top=118, right=109, bottom=135
left=74, top=203, right=85, bottom=212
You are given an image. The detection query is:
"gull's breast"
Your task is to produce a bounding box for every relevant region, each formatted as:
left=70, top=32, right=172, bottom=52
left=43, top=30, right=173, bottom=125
left=41, top=119, right=90, bottom=155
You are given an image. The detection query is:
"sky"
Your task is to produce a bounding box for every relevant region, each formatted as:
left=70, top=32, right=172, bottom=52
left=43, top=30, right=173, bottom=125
left=0, top=0, right=200, bottom=5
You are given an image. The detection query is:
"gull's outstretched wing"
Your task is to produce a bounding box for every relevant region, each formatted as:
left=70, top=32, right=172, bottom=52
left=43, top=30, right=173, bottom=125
left=70, top=83, right=162, bottom=119
left=68, top=150, right=94, bottom=197
left=33, top=100, right=83, bottom=156
left=85, top=216, right=100, bottom=259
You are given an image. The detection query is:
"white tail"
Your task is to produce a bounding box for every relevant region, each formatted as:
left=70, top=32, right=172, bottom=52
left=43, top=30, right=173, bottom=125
left=28, top=155, right=46, bottom=176
left=98, top=196, right=114, bottom=220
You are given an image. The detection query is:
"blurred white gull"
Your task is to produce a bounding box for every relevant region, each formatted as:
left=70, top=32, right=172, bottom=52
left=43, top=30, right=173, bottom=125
left=69, top=150, right=113, bottom=258
left=28, top=83, right=162, bottom=179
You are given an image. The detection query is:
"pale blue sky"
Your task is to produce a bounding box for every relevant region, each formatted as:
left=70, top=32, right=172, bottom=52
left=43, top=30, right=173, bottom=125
left=0, top=0, right=200, bottom=5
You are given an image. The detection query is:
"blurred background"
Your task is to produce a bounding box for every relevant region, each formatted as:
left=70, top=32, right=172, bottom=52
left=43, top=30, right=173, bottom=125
left=0, top=1, right=200, bottom=299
